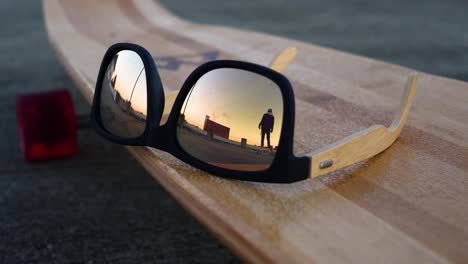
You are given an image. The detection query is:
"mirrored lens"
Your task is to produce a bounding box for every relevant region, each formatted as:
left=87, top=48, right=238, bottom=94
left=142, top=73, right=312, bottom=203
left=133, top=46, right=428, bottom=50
left=100, top=50, right=147, bottom=138
left=177, top=68, right=283, bottom=172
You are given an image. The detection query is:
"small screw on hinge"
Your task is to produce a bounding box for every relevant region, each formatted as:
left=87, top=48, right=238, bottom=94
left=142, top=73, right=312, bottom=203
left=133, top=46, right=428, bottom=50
left=319, top=159, right=333, bottom=169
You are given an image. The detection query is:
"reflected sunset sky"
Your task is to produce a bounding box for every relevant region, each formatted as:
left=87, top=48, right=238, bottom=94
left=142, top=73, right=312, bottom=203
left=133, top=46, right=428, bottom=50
left=181, top=68, right=283, bottom=147
left=110, top=50, right=147, bottom=115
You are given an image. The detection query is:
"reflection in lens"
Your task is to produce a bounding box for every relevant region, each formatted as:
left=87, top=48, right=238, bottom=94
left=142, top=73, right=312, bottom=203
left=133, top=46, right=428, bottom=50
left=100, top=50, right=147, bottom=138
left=177, top=68, right=283, bottom=172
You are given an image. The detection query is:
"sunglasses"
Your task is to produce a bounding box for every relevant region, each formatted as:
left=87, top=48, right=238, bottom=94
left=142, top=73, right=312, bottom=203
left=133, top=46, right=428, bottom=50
left=91, top=43, right=418, bottom=183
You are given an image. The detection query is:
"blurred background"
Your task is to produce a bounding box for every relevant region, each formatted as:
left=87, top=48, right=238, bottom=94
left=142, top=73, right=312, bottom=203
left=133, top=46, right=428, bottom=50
left=1, top=0, right=466, bottom=263
left=162, top=0, right=467, bottom=81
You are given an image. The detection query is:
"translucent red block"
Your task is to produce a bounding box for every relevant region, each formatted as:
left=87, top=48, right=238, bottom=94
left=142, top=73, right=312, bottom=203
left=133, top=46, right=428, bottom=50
left=16, top=89, right=77, bottom=161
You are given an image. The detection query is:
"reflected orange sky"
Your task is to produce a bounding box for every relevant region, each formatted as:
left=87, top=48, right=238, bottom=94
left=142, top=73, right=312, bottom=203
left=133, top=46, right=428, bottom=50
left=110, top=50, right=147, bottom=115
left=181, top=68, right=283, bottom=147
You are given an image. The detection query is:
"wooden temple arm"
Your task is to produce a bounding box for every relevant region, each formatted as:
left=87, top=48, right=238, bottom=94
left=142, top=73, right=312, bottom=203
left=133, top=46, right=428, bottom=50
left=307, top=74, right=419, bottom=178
left=269, top=47, right=297, bottom=73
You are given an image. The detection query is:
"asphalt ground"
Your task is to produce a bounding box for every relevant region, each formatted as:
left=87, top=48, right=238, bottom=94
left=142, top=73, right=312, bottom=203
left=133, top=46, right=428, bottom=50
left=1, top=0, right=467, bottom=263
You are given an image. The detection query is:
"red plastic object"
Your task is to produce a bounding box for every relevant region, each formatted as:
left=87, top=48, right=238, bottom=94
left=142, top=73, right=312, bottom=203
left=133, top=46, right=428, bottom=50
left=16, top=89, right=77, bottom=161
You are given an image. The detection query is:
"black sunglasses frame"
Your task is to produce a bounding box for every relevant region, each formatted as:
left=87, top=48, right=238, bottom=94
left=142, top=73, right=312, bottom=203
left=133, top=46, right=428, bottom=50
left=91, top=43, right=310, bottom=183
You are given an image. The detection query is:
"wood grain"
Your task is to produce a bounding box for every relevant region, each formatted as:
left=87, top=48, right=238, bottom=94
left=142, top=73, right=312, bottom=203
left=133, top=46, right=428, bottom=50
left=44, top=0, right=468, bottom=263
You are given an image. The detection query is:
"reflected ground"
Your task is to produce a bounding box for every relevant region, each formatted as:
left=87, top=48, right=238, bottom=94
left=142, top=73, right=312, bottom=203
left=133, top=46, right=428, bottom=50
left=178, top=117, right=275, bottom=171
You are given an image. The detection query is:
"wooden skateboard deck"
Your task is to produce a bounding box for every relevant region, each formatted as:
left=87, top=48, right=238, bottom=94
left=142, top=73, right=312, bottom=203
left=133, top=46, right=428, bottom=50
left=44, top=0, right=468, bottom=263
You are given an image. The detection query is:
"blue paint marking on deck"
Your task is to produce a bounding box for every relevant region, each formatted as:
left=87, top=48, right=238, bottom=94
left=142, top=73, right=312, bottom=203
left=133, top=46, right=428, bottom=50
left=154, top=51, right=220, bottom=71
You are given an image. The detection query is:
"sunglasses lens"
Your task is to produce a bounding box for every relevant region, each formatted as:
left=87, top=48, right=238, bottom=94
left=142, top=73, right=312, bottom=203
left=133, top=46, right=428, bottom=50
left=177, top=68, right=284, bottom=172
left=99, top=50, right=147, bottom=138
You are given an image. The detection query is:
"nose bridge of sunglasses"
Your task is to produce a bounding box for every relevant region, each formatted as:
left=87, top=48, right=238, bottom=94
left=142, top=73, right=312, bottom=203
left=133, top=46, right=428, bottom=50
left=160, top=47, right=298, bottom=120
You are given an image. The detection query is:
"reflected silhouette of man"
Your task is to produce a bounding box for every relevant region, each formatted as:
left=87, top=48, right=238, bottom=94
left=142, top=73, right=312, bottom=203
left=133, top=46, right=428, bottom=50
left=258, top=108, right=274, bottom=148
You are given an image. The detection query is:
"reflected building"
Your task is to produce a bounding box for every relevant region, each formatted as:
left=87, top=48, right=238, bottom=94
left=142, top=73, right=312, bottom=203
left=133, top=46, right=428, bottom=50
left=104, top=52, right=146, bottom=122
left=110, top=74, right=122, bottom=104
left=203, top=115, right=230, bottom=139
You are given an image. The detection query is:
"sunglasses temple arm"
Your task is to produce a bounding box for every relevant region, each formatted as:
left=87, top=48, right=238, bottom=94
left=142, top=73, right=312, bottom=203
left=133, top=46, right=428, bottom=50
left=270, top=47, right=297, bottom=73
left=162, top=90, right=178, bottom=119
left=305, top=73, right=419, bottom=178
